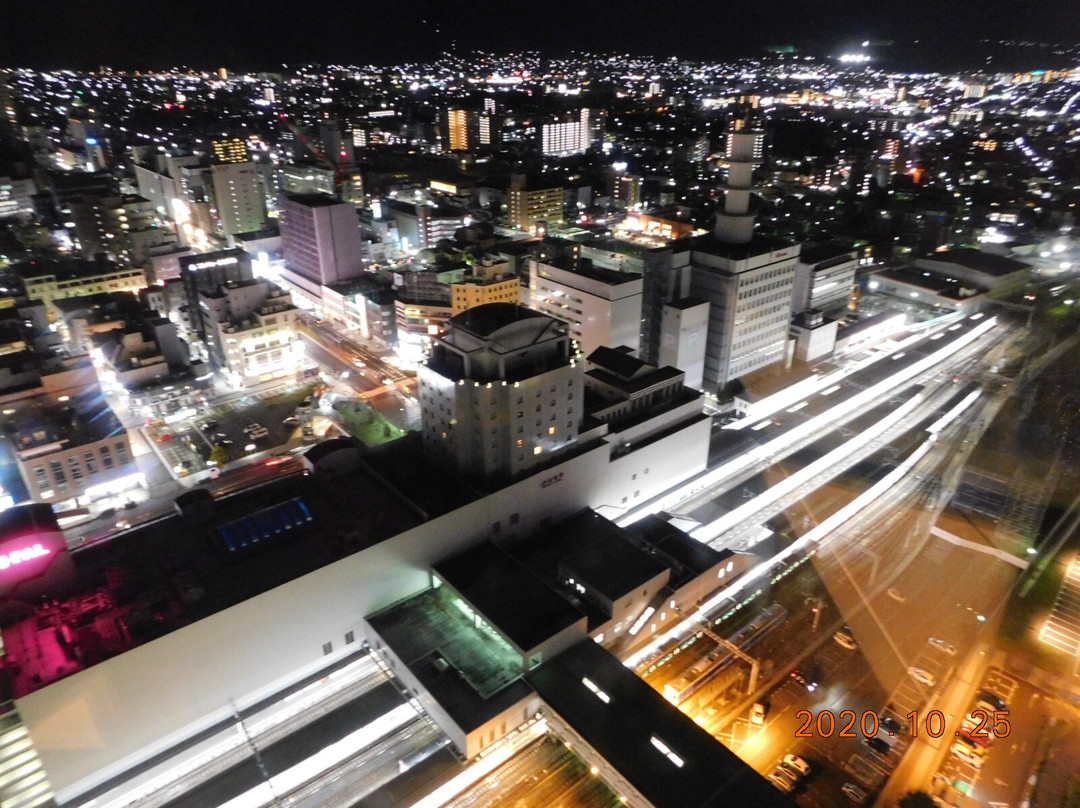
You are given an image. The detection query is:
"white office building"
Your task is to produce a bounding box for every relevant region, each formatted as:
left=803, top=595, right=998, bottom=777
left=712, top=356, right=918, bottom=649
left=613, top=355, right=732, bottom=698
left=420, top=304, right=584, bottom=482
left=529, top=254, right=643, bottom=357
left=210, top=161, right=268, bottom=243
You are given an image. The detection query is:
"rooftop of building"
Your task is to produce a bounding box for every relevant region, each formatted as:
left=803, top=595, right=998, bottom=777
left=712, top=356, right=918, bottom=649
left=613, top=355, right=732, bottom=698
left=433, top=541, right=586, bottom=654
left=52, top=291, right=143, bottom=325
left=446, top=302, right=552, bottom=340
left=0, top=446, right=445, bottom=698
left=876, top=265, right=984, bottom=300
left=835, top=308, right=907, bottom=339
left=536, top=254, right=642, bottom=287
left=6, top=387, right=125, bottom=457
left=690, top=233, right=797, bottom=264
left=919, top=247, right=1031, bottom=276
left=11, top=258, right=126, bottom=281
left=797, top=241, right=858, bottom=266
left=515, top=509, right=668, bottom=606
left=233, top=224, right=281, bottom=242
left=625, top=515, right=731, bottom=591
left=526, top=640, right=794, bottom=808
left=282, top=192, right=344, bottom=208
left=365, top=586, right=534, bottom=730
left=666, top=296, right=708, bottom=311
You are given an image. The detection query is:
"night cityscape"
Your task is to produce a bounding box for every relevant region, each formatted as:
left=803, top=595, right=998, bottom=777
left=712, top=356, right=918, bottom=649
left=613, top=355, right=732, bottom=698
left=2, top=6, right=1080, bottom=808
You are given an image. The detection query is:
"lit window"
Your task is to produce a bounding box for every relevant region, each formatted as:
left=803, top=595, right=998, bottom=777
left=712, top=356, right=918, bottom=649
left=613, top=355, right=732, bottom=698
left=548, top=426, right=557, bottom=435
left=533, top=446, right=543, bottom=455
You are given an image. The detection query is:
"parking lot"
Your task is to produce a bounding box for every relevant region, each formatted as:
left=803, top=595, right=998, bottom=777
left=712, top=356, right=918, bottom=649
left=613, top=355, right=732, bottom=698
left=146, top=381, right=319, bottom=478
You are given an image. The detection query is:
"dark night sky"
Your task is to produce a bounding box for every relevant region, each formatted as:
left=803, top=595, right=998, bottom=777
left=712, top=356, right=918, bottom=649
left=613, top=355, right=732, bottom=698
left=3, top=0, right=1080, bottom=71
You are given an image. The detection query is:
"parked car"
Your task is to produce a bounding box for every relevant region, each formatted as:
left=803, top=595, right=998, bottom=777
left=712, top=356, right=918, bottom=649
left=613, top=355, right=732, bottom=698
left=767, top=767, right=798, bottom=793
left=199, top=420, right=218, bottom=432
left=781, top=754, right=811, bottom=777
left=864, top=736, right=892, bottom=756
left=842, top=783, right=868, bottom=803
left=156, top=433, right=174, bottom=443
left=908, top=667, right=936, bottom=688
left=751, top=702, right=767, bottom=725
left=834, top=626, right=858, bottom=650
left=957, top=729, right=992, bottom=748
left=976, top=690, right=1008, bottom=710
left=928, top=636, right=958, bottom=655
left=282, top=415, right=299, bottom=428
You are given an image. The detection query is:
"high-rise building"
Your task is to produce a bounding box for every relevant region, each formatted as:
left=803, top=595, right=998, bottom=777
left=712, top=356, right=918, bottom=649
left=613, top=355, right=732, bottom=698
left=179, top=248, right=254, bottom=340
left=419, top=303, right=583, bottom=482
left=211, top=137, right=248, bottom=164
left=444, top=108, right=495, bottom=152
left=529, top=248, right=643, bottom=356
left=278, top=193, right=365, bottom=295
left=611, top=173, right=641, bottom=210
left=446, top=108, right=469, bottom=151
left=541, top=109, right=595, bottom=156
left=689, top=115, right=800, bottom=390
left=210, top=162, right=268, bottom=242
left=507, top=174, right=564, bottom=232
left=199, top=278, right=301, bottom=386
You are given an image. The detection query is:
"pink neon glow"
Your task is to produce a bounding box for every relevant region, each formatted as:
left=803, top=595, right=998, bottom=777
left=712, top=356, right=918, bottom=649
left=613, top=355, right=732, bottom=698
left=0, top=544, right=50, bottom=571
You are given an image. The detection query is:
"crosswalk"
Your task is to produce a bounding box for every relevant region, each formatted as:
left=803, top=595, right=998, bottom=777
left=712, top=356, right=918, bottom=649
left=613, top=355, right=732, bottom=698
left=1038, top=556, right=1080, bottom=654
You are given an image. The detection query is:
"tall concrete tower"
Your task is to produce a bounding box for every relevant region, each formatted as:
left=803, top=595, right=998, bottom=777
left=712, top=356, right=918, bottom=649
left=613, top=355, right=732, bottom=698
left=714, top=116, right=763, bottom=244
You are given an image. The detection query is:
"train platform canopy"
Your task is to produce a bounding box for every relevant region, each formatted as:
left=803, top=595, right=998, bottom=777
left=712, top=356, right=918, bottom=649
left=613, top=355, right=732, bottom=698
left=526, top=639, right=795, bottom=808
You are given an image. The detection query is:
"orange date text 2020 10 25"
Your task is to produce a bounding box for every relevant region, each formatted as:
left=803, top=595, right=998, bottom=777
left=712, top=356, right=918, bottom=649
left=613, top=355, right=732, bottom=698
left=793, top=708, right=1011, bottom=739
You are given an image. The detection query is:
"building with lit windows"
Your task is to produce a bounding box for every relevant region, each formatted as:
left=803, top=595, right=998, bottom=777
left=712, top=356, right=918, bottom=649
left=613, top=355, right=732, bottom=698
left=199, top=278, right=301, bottom=386
left=419, top=304, right=584, bottom=482
left=211, top=137, right=248, bottom=164
left=792, top=242, right=858, bottom=315
left=14, top=258, right=146, bottom=318
left=444, top=108, right=494, bottom=151
left=690, top=116, right=800, bottom=389
left=210, top=161, right=268, bottom=243
left=446, top=108, right=469, bottom=151
left=529, top=250, right=643, bottom=357
left=7, top=388, right=139, bottom=507
left=507, top=173, right=564, bottom=232
left=450, top=258, right=520, bottom=314
left=279, top=192, right=365, bottom=304
left=541, top=109, right=595, bottom=156
left=382, top=198, right=466, bottom=251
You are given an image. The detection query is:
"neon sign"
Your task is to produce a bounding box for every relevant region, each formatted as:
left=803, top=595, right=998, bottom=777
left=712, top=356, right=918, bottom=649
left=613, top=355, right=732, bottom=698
left=0, top=544, right=50, bottom=571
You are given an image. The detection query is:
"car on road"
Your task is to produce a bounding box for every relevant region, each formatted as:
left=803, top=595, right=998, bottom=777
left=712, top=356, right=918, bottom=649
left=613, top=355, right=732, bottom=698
left=886, top=587, right=906, bottom=602
left=864, top=736, right=892, bottom=756
left=834, top=626, right=857, bottom=650
left=976, top=690, right=1008, bottom=710
left=115, top=519, right=131, bottom=530
left=790, top=668, right=819, bottom=692
left=767, top=766, right=798, bottom=793
left=750, top=702, right=767, bottom=725
left=950, top=741, right=986, bottom=768
left=156, top=433, right=174, bottom=443
left=781, top=754, right=811, bottom=777
left=199, top=420, right=218, bottom=432
left=928, top=636, right=957, bottom=655
left=908, top=667, right=936, bottom=688
left=841, top=783, right=868, bottom=803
